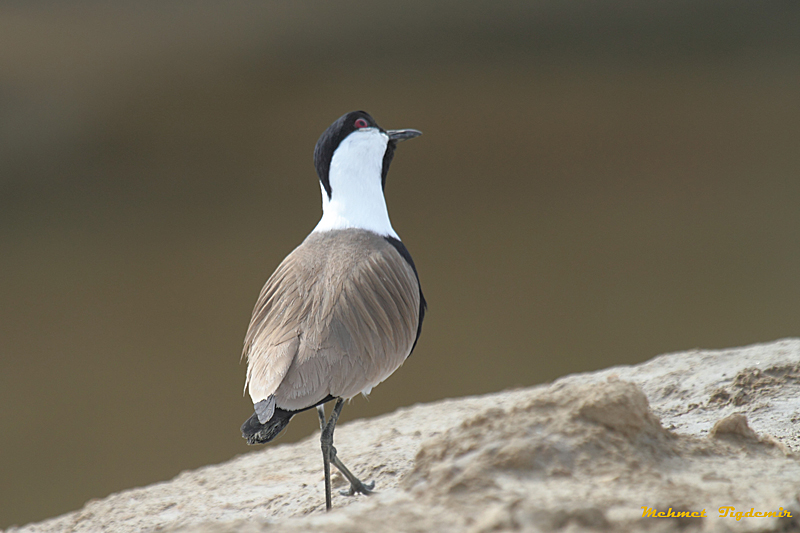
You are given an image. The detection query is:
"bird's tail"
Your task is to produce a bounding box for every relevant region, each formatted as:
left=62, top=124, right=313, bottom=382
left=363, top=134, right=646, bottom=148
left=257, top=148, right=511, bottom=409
left=241, top=409, right=293, bottom=445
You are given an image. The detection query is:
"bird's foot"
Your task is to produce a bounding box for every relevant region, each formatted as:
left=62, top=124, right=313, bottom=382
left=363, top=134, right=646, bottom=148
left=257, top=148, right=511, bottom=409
left=329, top=446, right=376, bottom=497
left=339, top=479, right=375, bottom=497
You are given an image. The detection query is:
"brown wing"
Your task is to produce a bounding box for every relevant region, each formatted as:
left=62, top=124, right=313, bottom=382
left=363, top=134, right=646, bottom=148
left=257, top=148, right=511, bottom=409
left=243, top=230, right=420, bottom=411
left=242, top=251, right=309, bottom=405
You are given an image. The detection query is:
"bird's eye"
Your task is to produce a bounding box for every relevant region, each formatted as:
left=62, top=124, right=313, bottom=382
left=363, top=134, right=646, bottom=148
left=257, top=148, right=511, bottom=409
left=354, top=118, right=369, bottom=129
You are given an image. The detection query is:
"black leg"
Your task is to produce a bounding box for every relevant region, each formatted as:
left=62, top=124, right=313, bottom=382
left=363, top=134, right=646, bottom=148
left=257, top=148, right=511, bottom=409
left=317, top=404, right=333, bottom=511
left=317, top=404, right=326, bottom=430
left=331, top=451, right=375, bottom=496
left=317, top=398, right=375, bottom=511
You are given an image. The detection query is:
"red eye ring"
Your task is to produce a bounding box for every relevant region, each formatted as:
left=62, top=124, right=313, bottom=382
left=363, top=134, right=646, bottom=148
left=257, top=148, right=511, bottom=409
left=354, top=118, right=369, bottom=129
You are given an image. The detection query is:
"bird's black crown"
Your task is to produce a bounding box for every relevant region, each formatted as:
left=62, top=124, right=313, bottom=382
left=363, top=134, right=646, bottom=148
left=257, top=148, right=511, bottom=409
left=314, top=111, right=396, bottom=199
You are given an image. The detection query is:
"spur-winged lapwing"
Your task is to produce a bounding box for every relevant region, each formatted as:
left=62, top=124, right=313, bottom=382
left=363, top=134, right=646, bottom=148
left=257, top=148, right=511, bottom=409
left=240, top=111, right=426, bottom=510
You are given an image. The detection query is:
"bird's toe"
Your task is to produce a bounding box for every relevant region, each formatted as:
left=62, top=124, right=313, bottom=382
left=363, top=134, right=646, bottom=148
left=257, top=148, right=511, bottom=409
left=340, top=479, right=375, bottom=497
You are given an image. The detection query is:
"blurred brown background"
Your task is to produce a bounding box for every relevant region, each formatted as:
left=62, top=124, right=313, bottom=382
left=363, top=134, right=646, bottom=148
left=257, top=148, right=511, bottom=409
left=1, top=0, right=799, bottom=528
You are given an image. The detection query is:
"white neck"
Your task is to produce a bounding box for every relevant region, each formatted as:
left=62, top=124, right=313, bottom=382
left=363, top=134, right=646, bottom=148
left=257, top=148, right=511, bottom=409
left=312, top=129, right=399, bottom=239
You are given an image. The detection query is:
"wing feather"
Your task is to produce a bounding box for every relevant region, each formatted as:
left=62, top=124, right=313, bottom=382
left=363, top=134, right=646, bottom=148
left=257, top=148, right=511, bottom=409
left=243, top=229, right=421, bottom=411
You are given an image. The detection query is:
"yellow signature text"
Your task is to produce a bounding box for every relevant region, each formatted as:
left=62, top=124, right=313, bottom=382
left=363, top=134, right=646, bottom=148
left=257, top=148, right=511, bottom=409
left=641, top=506, right=794, bottom=520
left=718, top=507, right=792, bottom=520
left=641, top=507, right=706, bottom=518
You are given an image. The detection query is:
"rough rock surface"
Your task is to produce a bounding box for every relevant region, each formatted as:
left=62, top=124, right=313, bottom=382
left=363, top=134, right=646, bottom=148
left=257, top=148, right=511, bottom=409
left=8, top=339, right=800, bottom=533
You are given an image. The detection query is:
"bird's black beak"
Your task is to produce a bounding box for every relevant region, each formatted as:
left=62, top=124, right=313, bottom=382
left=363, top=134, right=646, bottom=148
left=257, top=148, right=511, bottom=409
left=387, top=129, right=422, bottom=142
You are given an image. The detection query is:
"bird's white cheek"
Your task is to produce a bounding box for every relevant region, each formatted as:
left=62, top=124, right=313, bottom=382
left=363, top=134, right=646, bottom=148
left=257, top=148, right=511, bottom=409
left=313, top=129, right=397, bottom=238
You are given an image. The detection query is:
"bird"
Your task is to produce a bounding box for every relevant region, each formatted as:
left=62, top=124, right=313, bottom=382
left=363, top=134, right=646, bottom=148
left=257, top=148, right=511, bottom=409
left=240, top=110, right=426, bottom=511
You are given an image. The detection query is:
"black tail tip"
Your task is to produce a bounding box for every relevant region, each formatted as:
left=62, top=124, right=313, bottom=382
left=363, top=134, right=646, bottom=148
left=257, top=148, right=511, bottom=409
left=241, top=411, right=292, bottom=445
